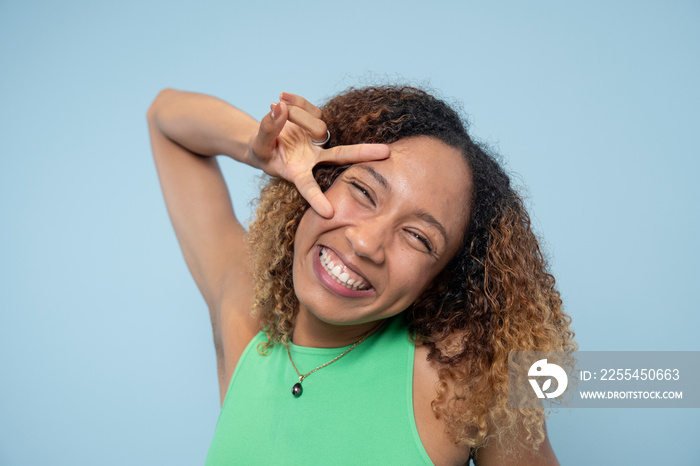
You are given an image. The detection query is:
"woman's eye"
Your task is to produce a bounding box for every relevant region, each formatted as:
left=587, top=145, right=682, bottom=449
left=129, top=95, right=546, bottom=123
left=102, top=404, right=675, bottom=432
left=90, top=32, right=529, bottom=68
left=351, top=182, right=374, bottom=205
left=408, top=231, right=433, bottom=253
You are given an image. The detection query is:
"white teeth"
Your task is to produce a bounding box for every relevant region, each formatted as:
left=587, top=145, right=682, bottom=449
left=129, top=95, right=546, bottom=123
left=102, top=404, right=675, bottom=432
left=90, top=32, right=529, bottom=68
left=318, top=247, right=369, bottom=291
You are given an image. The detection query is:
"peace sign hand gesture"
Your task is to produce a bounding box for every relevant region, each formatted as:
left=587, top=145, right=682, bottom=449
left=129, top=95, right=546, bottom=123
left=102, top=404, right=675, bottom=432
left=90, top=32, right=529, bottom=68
left=248, top=93, right=390, bottom=218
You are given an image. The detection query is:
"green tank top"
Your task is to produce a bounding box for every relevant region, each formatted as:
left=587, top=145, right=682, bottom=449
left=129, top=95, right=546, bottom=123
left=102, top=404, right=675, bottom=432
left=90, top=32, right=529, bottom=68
left=205, top=317, right=434, bottom=465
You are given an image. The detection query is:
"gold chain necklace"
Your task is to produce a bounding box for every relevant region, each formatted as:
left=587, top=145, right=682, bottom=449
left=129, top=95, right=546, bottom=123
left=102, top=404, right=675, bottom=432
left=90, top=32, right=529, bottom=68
left=286, top=322, right=384, bottom=398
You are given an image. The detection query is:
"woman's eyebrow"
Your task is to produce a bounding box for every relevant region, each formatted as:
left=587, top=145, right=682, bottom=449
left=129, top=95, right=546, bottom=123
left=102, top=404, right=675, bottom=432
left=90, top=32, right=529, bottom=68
left=356, top=165, right=390, bottom=191
left=415, top=210, right=448, bottom=246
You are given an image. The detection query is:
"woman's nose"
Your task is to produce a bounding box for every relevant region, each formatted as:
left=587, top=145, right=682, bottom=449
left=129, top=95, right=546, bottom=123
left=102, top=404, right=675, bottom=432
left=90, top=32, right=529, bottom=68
left=345, top=218, right=387, bottom=264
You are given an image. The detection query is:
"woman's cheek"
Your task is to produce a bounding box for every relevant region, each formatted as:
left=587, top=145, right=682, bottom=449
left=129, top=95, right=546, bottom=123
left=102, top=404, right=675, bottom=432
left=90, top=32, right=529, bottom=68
left=329, top=192, right=363, bottom=222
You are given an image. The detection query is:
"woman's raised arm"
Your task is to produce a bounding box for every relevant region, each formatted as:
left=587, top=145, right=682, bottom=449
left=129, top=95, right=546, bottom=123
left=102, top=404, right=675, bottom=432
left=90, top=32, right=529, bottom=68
left=147, top=90, right=390, bottom=400
left=147, top=89, right=261, bottom=399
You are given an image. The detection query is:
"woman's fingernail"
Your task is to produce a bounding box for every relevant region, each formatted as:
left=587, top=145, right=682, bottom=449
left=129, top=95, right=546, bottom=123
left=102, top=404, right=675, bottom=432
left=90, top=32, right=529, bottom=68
left=280, top=92, right=292, bottom=103
left=271, top=102, right=279, bottom=119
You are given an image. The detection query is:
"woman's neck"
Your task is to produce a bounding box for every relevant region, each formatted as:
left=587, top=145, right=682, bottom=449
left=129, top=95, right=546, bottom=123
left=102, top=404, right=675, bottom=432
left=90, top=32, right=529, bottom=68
left=291, top=308, right=388, bottom=348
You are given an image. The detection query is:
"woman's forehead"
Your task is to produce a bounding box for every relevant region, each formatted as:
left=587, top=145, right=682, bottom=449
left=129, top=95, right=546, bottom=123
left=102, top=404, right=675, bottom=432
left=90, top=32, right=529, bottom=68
left=344, top=137, right=473, bottom=240
left=350, top=137, right=471, bottom=196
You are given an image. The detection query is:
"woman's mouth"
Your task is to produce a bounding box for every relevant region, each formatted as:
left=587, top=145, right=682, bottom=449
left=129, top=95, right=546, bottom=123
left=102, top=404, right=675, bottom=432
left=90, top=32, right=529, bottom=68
left=318, top=246, right=371, bottom=291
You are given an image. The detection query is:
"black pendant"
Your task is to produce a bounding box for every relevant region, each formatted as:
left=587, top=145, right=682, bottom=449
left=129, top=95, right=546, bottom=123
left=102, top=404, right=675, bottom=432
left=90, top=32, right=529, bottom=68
left=292, top=382, right=303, bottom=397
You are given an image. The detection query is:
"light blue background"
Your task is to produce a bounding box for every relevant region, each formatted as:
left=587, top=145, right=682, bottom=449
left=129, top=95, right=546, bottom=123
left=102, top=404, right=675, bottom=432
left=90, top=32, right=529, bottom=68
left=1, top=1, right=698, bottom=464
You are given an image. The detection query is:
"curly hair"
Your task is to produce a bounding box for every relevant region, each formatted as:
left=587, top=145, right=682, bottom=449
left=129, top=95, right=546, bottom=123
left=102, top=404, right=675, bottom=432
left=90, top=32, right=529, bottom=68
left=247, top=85, right=576, bottom=453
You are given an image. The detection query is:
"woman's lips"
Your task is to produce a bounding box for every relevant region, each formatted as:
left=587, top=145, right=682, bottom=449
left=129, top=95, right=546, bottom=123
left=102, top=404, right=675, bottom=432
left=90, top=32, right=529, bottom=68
left=312, top=246, right=375, bottom=298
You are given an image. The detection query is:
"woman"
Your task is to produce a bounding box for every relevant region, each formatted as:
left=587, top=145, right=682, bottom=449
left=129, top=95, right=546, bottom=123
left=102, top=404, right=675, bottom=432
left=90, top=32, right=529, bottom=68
left=147, top=85, right=575, bottom=465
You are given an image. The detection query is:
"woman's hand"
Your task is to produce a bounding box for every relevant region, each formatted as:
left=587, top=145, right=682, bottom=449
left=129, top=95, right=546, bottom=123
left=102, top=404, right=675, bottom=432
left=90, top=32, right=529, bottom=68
left=248, top=93, right=390, bottom=218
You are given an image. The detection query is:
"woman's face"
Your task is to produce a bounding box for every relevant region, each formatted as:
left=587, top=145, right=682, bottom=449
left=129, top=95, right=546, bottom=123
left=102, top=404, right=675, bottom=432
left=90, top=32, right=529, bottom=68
left=293, top=136, right=472, bottom=327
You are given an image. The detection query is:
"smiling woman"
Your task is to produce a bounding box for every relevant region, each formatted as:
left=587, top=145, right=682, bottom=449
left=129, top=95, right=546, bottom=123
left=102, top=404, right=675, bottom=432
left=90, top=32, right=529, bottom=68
left=147, top=85, right=575, bottom=465
left=291, top=137, right=471, bottom=332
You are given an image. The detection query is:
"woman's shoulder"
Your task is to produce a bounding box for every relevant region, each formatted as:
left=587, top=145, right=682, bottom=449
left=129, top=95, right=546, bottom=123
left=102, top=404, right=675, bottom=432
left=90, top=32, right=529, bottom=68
left=411, top=333, right=559, bottom=466
left=412, top=341, right=472, bottom=466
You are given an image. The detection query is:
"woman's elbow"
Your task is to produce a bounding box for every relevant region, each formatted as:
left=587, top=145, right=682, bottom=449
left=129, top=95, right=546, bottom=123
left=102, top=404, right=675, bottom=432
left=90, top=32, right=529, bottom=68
left=146, top=88, right=178, bottom=122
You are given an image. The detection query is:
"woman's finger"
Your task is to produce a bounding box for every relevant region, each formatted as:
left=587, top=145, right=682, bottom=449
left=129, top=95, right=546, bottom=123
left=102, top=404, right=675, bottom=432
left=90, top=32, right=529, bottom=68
left=252, top=101, right=288, bottom=156
left=279, top=92, right=328, bottom=145
left=286, top=106, right=328, bottom=143
left=318, top=143, right=391, bottom=166
left=280, top=92, right=323, bottom=119
left=294, top=170, right=334, bottom=218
